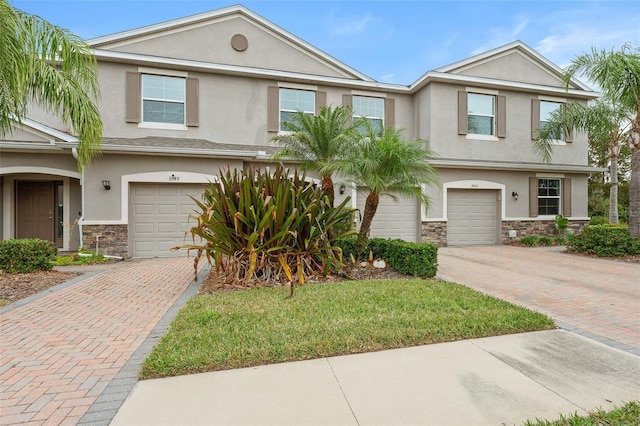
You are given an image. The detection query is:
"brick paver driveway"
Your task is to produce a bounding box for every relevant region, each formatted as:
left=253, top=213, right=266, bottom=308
left=0, top=257, right=203, bottom=425
left=438, top=245, right=640, bottom=356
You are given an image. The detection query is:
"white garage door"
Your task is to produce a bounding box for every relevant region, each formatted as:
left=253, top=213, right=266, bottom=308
left=447, top=189, right=498, bottom=246
left=131, top=183, right=205, bottom=257
left=356, top=190, right=418, bottom=242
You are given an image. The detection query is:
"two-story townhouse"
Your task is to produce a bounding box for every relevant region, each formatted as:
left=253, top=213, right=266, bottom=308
left=0, top=5, right=600, bottom=258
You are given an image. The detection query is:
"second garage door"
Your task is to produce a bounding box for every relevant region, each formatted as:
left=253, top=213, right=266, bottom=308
left=447, top=189, right=499, bottom=246
left=130, top=183, right=206, bottom=257
left=356, top=190, right=418, bottom=242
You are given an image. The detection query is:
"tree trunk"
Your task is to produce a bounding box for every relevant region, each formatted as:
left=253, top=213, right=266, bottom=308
left=609, top=156, right=619, bottom=224
left=629, top=147, right=640, bottom=237
left=358, top=191, right=380, bottom=241
left=321, top=175, right=335, bottom=208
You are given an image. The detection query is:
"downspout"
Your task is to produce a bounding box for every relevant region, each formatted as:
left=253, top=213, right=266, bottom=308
left=72, top=148, right=85, bottom=250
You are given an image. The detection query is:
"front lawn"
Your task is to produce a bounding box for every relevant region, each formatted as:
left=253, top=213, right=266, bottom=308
left=141, top=278, right=555, bottom=379
left=524, top=400, right=640, bottom=425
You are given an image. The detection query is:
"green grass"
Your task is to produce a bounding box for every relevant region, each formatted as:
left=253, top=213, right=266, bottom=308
left=141, top=278, right=555, bottom=379
left=523, top=400, right=640, bottom=425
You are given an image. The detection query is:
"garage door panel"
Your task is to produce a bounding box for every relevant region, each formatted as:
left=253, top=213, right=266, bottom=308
left=131, top=183, right=205, bottom=257
left=447, top=189, right=498, bottom=246
left=356, top=190, right=418, bottom=242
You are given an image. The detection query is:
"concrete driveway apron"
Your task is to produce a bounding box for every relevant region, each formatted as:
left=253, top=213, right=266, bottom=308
left=0, top=257, right=203, bottom=425
left=437, top=245, right=640, bottom=356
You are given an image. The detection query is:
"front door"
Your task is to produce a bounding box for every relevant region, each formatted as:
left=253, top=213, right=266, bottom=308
left=16, top=181, right=55, bottom=243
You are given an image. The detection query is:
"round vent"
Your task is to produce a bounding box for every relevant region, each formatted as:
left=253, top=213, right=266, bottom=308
left=231, top=34, right=248, bottom=52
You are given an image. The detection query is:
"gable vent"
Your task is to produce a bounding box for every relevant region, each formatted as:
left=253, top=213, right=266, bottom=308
left=231, top=34, right=248, bottom=52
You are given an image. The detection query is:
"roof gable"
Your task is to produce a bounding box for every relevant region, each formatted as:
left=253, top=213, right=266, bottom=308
left=435, top=41, right=590, bottom=91
left=88, top=5, right=372, bottom=81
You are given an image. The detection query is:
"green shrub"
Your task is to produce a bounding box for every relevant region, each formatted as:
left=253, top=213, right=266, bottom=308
left=568, top=224, right=640, bottom=257
left=180, top=165, right=356, bottom=295
left=589, top=216, right=609, bottom=225
left=367, top=238, right=437, bottom=278
left=0, top=239, right=58, bottom=273
left=520, top=236, right=539, bottom=246
left=537, top=236, right=553, bottom=246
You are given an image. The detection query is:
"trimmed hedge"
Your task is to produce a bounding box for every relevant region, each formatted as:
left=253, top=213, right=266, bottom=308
left=567, top=225, right=640, bottom=257
left=0, top=239, right=58, bottom=273
left=336, top=237, right=438, bottom=278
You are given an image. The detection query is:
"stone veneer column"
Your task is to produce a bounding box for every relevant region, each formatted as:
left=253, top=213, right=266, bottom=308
left=82, top=224, right=128, bottom=257
left=421, top=221, right=447, bottom=246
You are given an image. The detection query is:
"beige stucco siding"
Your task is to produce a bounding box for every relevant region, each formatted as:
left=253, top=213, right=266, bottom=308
left=421, top=83, right=588, bottom=165
left=105, top=17, right=353, bottom=79
left=82, top=154, right=243, bottom=221
left=423, top=168, right=589, bottom=220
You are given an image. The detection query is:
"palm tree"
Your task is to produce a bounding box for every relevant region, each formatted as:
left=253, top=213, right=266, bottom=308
left=271, top=105, right=354, bottom=207
left=535, top=97, right=633, bottom=224
left=562, top=45, right=640, bottom=237
left=324, top=121, right=439, bottom=242
left=0, top=0, right=102, bottom=167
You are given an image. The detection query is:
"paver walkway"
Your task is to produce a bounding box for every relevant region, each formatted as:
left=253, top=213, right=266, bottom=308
left=0, top=257, right=201, bottom=425
left=437, top=245, right=640, bottom=356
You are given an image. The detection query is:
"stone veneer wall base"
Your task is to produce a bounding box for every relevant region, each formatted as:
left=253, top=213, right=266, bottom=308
left=82, top=224, right=128, bottom=258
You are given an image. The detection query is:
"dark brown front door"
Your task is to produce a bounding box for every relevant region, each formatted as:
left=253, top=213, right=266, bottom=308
left=16, top=181, right=55, bottom=242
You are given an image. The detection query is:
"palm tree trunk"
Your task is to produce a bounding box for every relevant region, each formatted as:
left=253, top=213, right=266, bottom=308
left=629, top=146, right=640, bottom=237
left=321, top=175, right=335, bottom=207
left=359, top=191, right=380, bottom=241
left=609, top=156, right=619, bottom=224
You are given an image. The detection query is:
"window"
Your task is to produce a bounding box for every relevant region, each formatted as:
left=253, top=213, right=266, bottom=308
left=458, top=91, right=506, bottom=137
left=279, top=88, right=315, bottom=131
left=141, top=75, right=186, bottom=124
left=537, top=178, right=561, bottom=215
left=467, top=93, right=495, bottom=135
left=353, top=95, right=384, bottom=133
left=539, top=101, right=562, bottom=140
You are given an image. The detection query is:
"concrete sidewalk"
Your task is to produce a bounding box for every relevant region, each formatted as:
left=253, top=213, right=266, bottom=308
left=111, top=329, right=640, bottom=426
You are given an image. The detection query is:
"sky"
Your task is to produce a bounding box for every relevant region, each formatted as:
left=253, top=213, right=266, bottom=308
left=9, top=0, right=640, bottom=86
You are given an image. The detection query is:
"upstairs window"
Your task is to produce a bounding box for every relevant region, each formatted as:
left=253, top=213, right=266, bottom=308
left=458, top=90, right=506, bottom=138
left=353, top=95, right=384, bottom=134
left=467, top=93, right=495, bottom=135
left=539, top=101, right=563, bottom=141
left=279, top=88, right=315, bottom=131
left=141, top=75, right=186, bottom=124
left=126, top=71, right=198, bottom=127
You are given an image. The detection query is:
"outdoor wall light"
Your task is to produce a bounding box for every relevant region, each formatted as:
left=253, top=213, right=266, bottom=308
left=339, top=184, right=346, bottom=195
left=512, top=191, right=518, bottom=200
left=102, top=180, right=111, bottom=190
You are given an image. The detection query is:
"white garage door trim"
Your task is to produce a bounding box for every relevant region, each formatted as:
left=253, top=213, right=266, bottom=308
left=130, top=183, right=206, bottom=257
left=120, top=171, right=218, bottom=223
left=356, top=189, right=419, bottom=242
left=447, top=189, right=499, bottom=246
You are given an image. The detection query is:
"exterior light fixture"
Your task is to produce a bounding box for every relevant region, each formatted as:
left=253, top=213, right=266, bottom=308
left=102, top=180, right=111, bottom=190
left=339, top=184, right=346, bottom=195
left=512, top=191, right=518, bottom=200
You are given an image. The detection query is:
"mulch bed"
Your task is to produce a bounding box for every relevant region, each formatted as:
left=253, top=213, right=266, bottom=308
left=0, top=270, right=81, bottom=305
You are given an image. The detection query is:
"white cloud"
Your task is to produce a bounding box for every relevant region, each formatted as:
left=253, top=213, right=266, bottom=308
left=470, top=16, right=530, bottom=56
left=328, top=13, right=376, bottom=37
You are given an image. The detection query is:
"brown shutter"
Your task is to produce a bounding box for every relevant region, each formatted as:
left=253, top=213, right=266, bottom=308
left=125, top=72, right=141, bottom=123
left=458, top=91, right=467, bottom=135
left=185, top=77, right=199, bottom=127
left=385, top=98, right=395, bottom=128
left=562, top=178, right=572, bottom=216
left=342, top=94, right=353, bottom=125
left=267, top=86, right=279, bottom=132
left=529, top=177, right=538, bottom=217
left=315, top=91, right=327, bottom=113
left=496, top=95, right=506, bottom=138
left=531, top=99, right=540, bottom=140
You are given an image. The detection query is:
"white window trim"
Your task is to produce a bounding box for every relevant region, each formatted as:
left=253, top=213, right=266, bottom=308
left=465, top=134, right=499, bottom=141
left=278, top=87, right=315, bottom=132
left=351, top=89, right=387, bottom=98
left=539, top=99, right=565, bottom=144
left=467, top=92, right=496, bottom=137
left=537, top=177, right=562, bottom=218
left=465, top=87, right=499, bottom=95
left=421, top=180, right=505, bottom=221
left=141, top=74, right=187, bottom=126
left=137, top=67, right=188, bottom=78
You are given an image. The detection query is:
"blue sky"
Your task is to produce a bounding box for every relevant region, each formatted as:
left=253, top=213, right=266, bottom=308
left=10, top=0, right=640, bottom=85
